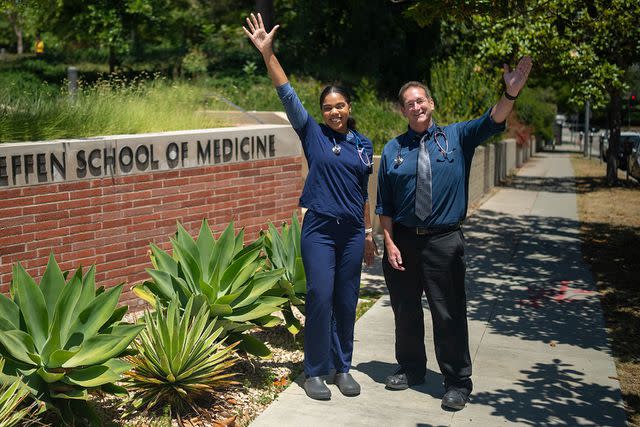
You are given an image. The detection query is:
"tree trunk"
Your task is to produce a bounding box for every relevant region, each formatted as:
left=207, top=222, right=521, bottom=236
left=606, top=89, right=622, bottom=186
left=7, top=11, right=23, bottom=54
left=256, top=0, right=274, bottom=31
left=108, top=46, right=117, bottom=73
left=15, top=28, right=23, bottom=54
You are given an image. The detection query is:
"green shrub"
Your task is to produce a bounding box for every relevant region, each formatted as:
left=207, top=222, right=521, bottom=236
left=125, top=296, right=239, bottom=417
left=133, top=221, right=287, bottom=358
left=263, top=213, right=306, bottom=336
left=430, top=56, right=500, bottom=126
left=0, top=254, right=144, bottom=425
left=0, top=75, right=230, bottom=142
left=0, top=359, right=42, bottom=427
left=515, top=87, right=557, bottom=142
left=182, top=48, right=208, bottom=77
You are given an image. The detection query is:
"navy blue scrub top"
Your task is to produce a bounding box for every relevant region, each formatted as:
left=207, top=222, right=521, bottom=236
left=277, top=83, right=374, bottom=226
left=376, top=109, right=505, bottom=227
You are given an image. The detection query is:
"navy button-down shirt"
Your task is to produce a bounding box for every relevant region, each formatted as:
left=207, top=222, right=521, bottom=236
left=376, top=109, right=505, bottom=227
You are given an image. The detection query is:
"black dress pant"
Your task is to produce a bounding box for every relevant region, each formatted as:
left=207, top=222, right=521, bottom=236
left=383, top=224, right=472, bottom=394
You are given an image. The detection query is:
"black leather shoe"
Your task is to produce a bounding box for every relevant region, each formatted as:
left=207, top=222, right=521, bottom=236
left=333, top=372, right=361, bottom=396
left=441, top=388, right=469, bottom=410
left=303, top=376, right=331, bottom=400
left=384, top=369, right=425, bottom=390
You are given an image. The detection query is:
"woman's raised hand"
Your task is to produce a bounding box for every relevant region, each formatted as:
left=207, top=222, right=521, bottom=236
left=243, top=12, right=279, bottom=56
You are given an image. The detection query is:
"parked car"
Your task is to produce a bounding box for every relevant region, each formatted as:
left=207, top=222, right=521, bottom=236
left=626, top=137, right=640, bottom=181
left=600, top=131, right=640, bottom=170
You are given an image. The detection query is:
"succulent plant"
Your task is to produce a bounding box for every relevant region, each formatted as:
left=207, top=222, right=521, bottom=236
left=134, top=220, right=287, bottom=357
left=0, top=254, right=144, bottom=424
left=125, top=296, right=239, bottom=417
left=262, top=212, right=306, bottom=336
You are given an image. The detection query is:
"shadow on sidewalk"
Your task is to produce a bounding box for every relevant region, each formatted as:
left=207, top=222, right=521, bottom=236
left=354, top=361, right=444, bottom=398
left=463, top=209, right=608, bottom=352
left=375, top=209, right=608, bottom=351
left=472, top=358, right=622, bottom=426
left=500, top=175, right=640, bottom=193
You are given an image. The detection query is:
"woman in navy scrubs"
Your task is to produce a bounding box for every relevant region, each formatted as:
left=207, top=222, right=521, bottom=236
left=244, top=13, right=378, bottom=400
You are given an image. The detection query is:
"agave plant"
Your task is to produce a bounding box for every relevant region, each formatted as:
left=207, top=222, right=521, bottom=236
left=125, top=296, right=239, bottom=417
left=0, top=359, right=42, bottom=427
left=262, top=212, right=306, bottom=336
left=0, top=254, right=144, bottom=424
left=133, top=220, right=287, bottom=357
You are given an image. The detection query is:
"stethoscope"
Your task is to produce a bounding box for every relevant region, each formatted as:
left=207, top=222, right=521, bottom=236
left=331, top=132, right=373, bottom=168
left=394, top=127, right=455, bottom=166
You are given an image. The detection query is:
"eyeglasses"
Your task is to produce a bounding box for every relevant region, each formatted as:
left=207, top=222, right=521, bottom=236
left=404, top=98, right=429, bottom=110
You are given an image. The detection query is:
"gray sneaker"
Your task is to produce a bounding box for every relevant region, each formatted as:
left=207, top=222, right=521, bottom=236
left=303, top=376, right=331, bottom=400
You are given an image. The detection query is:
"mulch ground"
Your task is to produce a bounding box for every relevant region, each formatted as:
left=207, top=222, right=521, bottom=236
left=572, top=156, right=640, bottom=426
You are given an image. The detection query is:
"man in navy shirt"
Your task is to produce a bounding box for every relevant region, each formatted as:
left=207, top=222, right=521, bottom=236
left=376, top=56, right=532, bottom=410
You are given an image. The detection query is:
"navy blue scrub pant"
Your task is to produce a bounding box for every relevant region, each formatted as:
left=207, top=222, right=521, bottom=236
left=301, top=210, right=364, bottom=377
left=383, top=225, right=472, bottom=395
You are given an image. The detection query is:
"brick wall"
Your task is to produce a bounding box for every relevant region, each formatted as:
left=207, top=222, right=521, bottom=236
left=0, top=157, right=303, bottom=307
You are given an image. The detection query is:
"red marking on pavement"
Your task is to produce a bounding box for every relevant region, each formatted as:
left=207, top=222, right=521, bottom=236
left=517, top=281, right=595, bottom=308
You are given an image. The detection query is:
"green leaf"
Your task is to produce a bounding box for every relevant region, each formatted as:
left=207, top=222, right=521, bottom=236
left=196, top=219, right=215, bottom=281
left=233, top=269, right=285, bottom=309
left=233, top=227, right=245, bottom=256
left=210, top=222, right=237, bottom=281
left=254, top=315, right=282, bottom=328
left=219, top=247, right=261, bottom=293
left=36, top=367, right=65, bottom=383
left=100, top=382, right=128, bottom=397
left=50, top=387, right=87, bottom=400
left=55, top=269, right=85, bottom=346
left=149, top=243, right=178, bottom=277
left=101, top=305, right=128, bottom=331
left=48, top=349, right=78, bottom=368
left=209, top=304, right=233, bottom=316
left=282, top=307, right=302, bottom=336
left=176, top=222, right=200, bottom=262
left=172, top=241, right=202, bottom=292
left=132, top=284, right=158, bottom=307
left=225, top=304, right=282, bottom=322
left=238, top=334, right=272, bottom=358
left=0, top=330, right=37, bottom=365
left=146, top=270, right=177, bottom=301
left=62, top=324, right=144, bottom=368
left=41, top=269, right=85, bottom=364
left=65, top=365, right=121, bottom=387
left=12, top=263, right=48, bottom=352
left=72, top=266, right=97, bottom=320
left=39, top=253, right=66, bottom=324
left=65, top=284, right=124, bottom=347
left=0, top=293, right=19, bottom=330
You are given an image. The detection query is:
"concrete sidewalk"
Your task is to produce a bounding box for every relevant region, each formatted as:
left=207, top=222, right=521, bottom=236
left=251, top=148, right=627, bottom=426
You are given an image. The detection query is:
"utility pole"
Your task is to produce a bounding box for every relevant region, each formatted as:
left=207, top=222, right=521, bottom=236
left=584, top=100, right=590, bottom=157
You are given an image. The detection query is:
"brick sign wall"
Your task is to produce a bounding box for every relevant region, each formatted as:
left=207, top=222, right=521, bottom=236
left=0, top=125, right=302, bottom=307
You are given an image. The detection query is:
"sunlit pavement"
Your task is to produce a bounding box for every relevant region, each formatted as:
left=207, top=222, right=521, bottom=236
left=251, top=149, right=626, bottom=427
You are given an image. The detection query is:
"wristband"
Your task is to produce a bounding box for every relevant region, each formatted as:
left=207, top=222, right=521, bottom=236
left=504, top=91, right=519, bottom=101
left=365, top=227, right=373, bottom=234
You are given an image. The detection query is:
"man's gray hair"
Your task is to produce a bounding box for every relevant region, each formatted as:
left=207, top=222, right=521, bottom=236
left=398, top=81, right=433, bottom=105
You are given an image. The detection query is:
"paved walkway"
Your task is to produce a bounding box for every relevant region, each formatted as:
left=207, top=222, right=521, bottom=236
left=251, top=147, right=627, bottom=426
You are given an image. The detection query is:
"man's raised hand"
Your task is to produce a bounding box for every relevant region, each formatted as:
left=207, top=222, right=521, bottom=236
left=503, top=55, right=532, bottom=98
